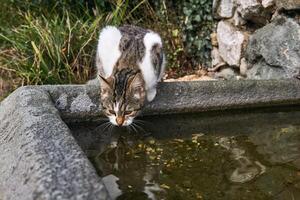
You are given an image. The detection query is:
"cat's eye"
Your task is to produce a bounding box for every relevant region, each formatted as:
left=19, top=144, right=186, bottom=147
left=108, top=110, right=115, bottom=115
left=124, top=111, right=133, bottom=115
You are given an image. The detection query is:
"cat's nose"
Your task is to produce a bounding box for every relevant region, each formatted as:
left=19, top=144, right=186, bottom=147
left=116, top=116, right=124, bottom=126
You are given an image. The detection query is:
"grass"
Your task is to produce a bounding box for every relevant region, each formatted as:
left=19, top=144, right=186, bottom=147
left=0, top=0, right=148, bottom=99
left=0, top=1, right=130, bottom=86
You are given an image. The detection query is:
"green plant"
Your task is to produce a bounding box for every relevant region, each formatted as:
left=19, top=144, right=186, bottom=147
left=0, top=12, right=101, bottom=85
left=149, top=0, right=214, bottom=69
left=181, top=0, right=214, bottom=67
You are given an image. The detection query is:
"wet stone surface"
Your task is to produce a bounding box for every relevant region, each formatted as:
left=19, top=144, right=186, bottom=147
left=70, top=107, right=300, bottom=200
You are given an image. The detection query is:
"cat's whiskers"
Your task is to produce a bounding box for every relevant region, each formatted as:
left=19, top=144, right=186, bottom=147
left=126, top=126, right=132, bottom=134
left=129, top=124, right=138, bottom=134
left=108, top=123, right=115, bottom=135
left=95, top=121, right=110, bottom=131
left=102, top=122, right=113, bottom=133
left=131, top=121, right=147, bottom=134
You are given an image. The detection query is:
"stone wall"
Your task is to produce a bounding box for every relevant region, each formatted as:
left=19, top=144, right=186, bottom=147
left=211, top=0, right=300, bottom=79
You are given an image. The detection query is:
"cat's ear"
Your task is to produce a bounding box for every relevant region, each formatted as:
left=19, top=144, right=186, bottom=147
left=99, top=75, right=113, bottom=99
left=99, top=74, right=112, bottom=89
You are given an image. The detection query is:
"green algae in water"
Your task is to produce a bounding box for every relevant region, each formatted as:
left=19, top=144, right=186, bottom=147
left=88, top=125, right=300, bottom=200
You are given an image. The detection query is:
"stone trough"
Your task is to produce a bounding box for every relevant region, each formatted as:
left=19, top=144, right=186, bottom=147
left=1, top=79, right=300, bottom=200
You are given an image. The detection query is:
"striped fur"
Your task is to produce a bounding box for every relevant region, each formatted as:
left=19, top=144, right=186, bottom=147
left=96, top=25, right=165, bottom=126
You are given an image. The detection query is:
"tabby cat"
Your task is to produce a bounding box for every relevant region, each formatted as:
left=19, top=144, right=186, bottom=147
left=95, top=25, right=165, bottom=126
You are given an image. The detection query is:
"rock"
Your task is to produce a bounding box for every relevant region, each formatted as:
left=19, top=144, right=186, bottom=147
left=213, top=0, right=235, bottom=18
left=246, top=60, right=288, bottom=79
left=70, top=93, right=97, bottom=113
left=211, top=47, right=225, bottom=67
left=230, top=10, right=247, bottom=27
left=262, top=0, right=275, bottom=8
left=236, top=0, right=261, bottom=18
left=240, top=58, right=248, bottom=76
left=211, top=32, right=218, bottom=47
left=217, top=21, right=246, bottom=66
left=246, top=16, right=300, bottom=79
left=215, top=67, right=239, bottom=80
left=236, top=0, right=271, bottom=24
left=276, top=0, right=300, bottom=10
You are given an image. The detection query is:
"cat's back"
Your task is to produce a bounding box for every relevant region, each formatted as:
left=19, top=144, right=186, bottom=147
left=96, top=25, right=166, bottom=101
left=118, top=25, right=149, bottom=38
left=117, top=25, right=149, bottom=67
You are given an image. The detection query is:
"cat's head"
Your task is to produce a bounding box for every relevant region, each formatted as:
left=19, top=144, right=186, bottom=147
left=99, top=72, right=146, bottom=126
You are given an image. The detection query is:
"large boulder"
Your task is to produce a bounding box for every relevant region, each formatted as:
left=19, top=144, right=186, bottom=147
left=246, top=60, right=288, bottom=79
left=217, top=21, right=246, bottom=66
left=246, top=16, right=300, bottom=79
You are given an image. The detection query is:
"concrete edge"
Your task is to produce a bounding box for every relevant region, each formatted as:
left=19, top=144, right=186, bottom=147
left=41, top=79, right=300, bottom=122
left=0, top=86, right=110, bottom=200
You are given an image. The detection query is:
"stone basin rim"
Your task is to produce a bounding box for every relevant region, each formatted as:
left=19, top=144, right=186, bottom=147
left=1, top=78, right=300, bottom=200
left=38, top=78, right=300, bottom=121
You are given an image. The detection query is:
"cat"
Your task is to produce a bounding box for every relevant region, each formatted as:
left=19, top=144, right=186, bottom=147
left=95, top=25, right=165, bottom=127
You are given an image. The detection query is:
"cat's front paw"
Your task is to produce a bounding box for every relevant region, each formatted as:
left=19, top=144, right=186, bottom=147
left=147, top=89, right=157, bottom=102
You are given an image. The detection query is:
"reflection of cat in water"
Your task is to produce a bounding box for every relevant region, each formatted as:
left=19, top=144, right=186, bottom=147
left=93, top=137, right=163, bottom=200
left=218, top=137, right=266, bottom=183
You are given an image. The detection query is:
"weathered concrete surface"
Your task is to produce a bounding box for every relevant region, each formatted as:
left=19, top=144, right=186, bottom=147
left=43, top=79, right=300, bottom=121
left=145, top=79, right=300, bottom=115
left=0, top=87, right=109, bottom=200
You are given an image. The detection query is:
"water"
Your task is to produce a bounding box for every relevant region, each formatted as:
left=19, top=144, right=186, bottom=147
left=70, top=107, right=300, bottom=200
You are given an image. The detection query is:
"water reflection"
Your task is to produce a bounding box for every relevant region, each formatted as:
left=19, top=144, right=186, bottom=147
left=69, top=107, right=300, bottom=200
left=218, top=137, right=266, bottom=183
left=249, top=125, right=300, bottom=169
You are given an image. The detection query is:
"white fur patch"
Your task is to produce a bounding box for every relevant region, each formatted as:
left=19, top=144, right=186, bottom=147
left=139, top=32, right=163, bottom=102
left=108, top=115, right=118, bottom=126
left=97, top=26, right=122, bottom=78
left=114, top=102, right=119, bottom=113
left=147, top=89, right=157, bottom=102
left=123, top=117, right=133, bottom=126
